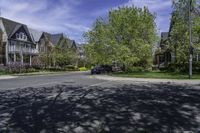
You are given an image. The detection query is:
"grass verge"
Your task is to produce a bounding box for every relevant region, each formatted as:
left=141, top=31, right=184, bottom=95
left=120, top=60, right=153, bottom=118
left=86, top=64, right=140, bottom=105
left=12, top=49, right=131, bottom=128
left=110, top=71, right=200, bottom=79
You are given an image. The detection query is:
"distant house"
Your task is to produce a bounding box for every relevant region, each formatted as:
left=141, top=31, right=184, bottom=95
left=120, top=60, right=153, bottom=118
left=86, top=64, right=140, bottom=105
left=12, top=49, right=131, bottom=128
left=38, top=32, right=53, bottom=54
left=154, top=32, right=175, bottom=68
left=0, top=28, right=4, bottom=65
left=39, top=33, right=77, bottom=53
left=0, top=17, right=77, bottom=67
left=77, top=44, right=85, bottom=60
left=0, top=17, right=39, bottom=66
left=50, top=33, right=77, bottom=52
left=155, top=31, right=200, bottom=69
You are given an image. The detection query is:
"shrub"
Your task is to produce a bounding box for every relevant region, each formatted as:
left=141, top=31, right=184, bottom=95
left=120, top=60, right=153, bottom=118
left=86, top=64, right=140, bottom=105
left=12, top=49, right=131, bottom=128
left=0, top=69, right=7, bottom=75
left=47, top=67, right=64, bottom=72
left=79, top=67, right=87, bottom=71
left=126, top=67, right=146, bottom=72
left=64, top=65, right=78, bottom=71
left=166, top=62, right=200, bottom=73
left=193, top=62, right=200, bottom=73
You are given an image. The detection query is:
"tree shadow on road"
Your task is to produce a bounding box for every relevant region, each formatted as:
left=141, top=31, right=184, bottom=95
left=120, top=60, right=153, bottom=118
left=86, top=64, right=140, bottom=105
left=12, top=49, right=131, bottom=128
left=0, top=83, right=200, bottom=133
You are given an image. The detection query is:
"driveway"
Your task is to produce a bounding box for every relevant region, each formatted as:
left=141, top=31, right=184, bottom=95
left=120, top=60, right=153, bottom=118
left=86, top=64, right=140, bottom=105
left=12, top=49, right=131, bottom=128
left=0, top=72, right=200, bottom=133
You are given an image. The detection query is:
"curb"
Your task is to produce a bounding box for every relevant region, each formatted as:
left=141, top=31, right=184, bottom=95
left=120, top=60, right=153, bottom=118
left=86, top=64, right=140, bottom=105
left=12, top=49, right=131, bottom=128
left=93, top=75, right=200, bottom=85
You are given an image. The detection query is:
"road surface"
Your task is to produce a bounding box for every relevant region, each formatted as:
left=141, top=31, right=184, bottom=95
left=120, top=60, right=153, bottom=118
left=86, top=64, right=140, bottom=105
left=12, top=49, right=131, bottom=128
left=0, top=72, right=105, bottom=90
left=0, top=72, right=200, bottom=133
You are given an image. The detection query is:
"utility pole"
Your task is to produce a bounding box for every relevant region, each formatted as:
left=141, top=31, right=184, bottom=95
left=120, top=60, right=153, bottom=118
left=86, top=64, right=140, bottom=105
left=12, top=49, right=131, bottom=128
left=189, top=0, right=193, bottom=79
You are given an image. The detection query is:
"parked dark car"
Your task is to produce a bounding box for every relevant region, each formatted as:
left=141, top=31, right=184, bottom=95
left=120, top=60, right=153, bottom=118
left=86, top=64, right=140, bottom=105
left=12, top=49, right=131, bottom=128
left=91, top=65, right=112, bottom=74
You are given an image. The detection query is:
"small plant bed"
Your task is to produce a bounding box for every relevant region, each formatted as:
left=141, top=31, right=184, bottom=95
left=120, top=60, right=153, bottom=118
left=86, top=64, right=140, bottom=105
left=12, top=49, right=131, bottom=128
left=0, top=66, right=79, bottom=76
left=0, top=70, right=9, bottom=76
left=110, top=71, right=200, bottom=79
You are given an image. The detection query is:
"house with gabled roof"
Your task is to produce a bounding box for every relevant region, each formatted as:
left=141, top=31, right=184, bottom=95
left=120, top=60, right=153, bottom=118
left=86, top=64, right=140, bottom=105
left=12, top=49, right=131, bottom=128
left=38, top=32, right=77, bottom=53
left=38, top=32, right=53, bottom=54
left=0, top=17, right=78, bottom=67
left=0, top=17, right=40, bottom=66
left=154, top=32, right=174, bottom=68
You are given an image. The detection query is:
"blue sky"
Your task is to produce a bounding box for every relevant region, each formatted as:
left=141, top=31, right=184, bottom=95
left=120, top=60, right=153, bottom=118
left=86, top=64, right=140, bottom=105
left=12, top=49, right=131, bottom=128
left=0, top=0, right=172, bottom=43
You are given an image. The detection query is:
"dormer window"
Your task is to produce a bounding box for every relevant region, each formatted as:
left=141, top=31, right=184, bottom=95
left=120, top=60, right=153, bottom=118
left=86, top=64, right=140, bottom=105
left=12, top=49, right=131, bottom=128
left=16, top=32, right=27, bottom=41
left=24, top=35, right=27, bottom=40
left=16, top=34, right=19, bottom=39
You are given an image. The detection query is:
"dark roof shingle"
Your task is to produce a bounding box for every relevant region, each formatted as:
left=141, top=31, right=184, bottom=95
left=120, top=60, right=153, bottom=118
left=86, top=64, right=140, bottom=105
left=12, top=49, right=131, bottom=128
left=50, top=33, right=63, bottom=45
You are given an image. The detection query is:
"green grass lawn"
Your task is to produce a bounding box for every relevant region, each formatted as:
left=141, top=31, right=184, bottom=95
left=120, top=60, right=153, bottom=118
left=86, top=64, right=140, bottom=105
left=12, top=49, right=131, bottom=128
left=0, top=70, right=9, bottom=76
left=111, top=71, right=200, bottom=79
left=0, top=70, right=69, bottom=76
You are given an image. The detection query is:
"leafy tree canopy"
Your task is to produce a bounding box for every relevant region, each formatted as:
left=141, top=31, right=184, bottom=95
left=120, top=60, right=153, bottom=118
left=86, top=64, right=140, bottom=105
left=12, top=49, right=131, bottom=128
left=84, top=6, right=157, bottom=70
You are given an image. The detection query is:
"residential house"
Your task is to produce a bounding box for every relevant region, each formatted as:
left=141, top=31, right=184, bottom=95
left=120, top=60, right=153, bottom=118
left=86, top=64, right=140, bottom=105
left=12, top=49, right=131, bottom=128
left=0, top=17, right=78, bottom=67
left=38, top=32, right=78, bottom=67
left=0, top=17, right=39, bottom=66
left=155, top=31, right=200, bottom=69
left=0, top=28, right=4, bottom=65
left=39, top=33, right=77, bottom=53
left=76, top=44, right=86, bottom=67
left=38, top=32, right=53, bottom=54
left=154, top=32, right=176, bottom=68
left=77, top=44, right=85, bottom=60
left=50, top=33, right=77, bottom=51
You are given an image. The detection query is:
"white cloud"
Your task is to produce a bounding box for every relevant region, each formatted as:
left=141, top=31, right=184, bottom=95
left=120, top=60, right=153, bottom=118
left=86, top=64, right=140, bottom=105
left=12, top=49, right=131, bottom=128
left=64, top=23, right=90, bottom=32
left=91, top=0, right=172, bottom=34
left=0, top=0, right=88, bottom=42
left=125, top=0, right=171, bottom=11
left=0, top=0, right=172, bottom=43
left=124, top=0, right=172, bottom=33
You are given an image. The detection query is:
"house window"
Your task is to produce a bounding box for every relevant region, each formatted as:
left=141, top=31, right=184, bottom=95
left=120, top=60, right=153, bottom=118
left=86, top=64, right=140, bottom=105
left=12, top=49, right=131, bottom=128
left=32, top=45, right=36, bottom=49
left=16, top=53, right=20, bottom=62
left=20, top=33, right=23, bottom=39
left=16, top=32, right=27, bottom=41
left=159, top=55, right=165, bottom=63
left=8, top=54, right=14, bottom=62
left=16, top=33, right=19, bottom=39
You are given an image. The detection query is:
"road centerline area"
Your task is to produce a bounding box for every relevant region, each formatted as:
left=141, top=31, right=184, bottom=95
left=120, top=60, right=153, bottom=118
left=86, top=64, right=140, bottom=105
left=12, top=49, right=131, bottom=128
left=0, top=72, right=200, bottom=133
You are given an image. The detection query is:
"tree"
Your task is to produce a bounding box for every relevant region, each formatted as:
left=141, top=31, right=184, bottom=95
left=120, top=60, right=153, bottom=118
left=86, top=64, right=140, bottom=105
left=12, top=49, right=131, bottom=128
left=169, top=0, right=200, bottom=65
left=84, top=6, right=157, bottom=71
left=51, top=45, right=78, bottom=67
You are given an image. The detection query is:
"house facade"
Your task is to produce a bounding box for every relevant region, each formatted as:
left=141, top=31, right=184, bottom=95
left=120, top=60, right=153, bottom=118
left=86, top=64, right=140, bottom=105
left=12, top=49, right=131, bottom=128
left=38, top=32, right=53, bottom=54
left=0, top=17, right=39, bottom=66
left=155, top=31, right=200, bottom=69
left=0, top=17, right=78, bottom=67
left=154, top=32, right=175, bottom=68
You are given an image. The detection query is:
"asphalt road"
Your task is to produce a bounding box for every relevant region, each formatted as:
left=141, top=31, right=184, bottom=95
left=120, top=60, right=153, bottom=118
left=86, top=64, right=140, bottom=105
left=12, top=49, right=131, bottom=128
left=0, top=72, right=106, bottom=91
left=0, top=72, right=200, bottom=133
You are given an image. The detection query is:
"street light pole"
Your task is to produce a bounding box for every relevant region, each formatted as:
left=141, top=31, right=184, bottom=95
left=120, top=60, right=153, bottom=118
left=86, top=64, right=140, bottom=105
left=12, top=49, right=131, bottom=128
left=189, top=0, right=193, bottom=79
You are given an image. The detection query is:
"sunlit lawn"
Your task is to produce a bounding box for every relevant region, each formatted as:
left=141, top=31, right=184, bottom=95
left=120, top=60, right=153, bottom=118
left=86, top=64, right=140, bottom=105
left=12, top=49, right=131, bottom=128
left=111, top=71, right=200, bottom=79
left=0, top=70, right=8, bottom=76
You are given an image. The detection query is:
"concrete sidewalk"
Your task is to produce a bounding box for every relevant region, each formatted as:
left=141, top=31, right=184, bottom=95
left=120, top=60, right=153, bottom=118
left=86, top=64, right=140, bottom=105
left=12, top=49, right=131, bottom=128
left=93, top=75, right=200, bottom=85
left=0, top=75, right=17, bottom=80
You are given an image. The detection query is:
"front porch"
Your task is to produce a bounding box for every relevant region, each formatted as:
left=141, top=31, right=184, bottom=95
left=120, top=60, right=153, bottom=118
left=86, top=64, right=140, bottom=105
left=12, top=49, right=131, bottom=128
left=8, top=53, right=36, bottom=66
left=155, top=51, right=172, bottom=68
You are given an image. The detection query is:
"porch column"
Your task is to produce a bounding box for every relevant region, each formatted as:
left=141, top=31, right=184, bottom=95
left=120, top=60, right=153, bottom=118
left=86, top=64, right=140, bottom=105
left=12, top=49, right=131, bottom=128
left=21, top=53, right=23, bottom=65
left=14, top=53, right=16, bottom=62
left=30, top=55, right=32, bottom=66
left=157, top=55, right=160, bottom=67
left=5, top=41, right=9, bottom=65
